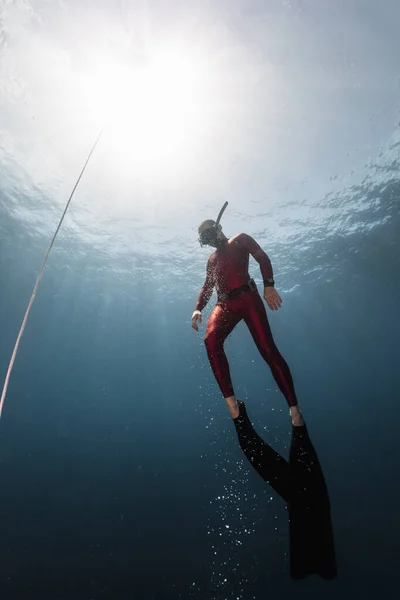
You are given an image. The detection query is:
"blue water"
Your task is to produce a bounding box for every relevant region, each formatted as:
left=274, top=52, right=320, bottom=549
left=1, top=1, right=400, bottom=599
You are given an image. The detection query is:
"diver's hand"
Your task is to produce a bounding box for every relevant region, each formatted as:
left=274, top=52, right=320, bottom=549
left=191, top=310, right=202, bottom=331
left=264, top=287, right=282, bottom=310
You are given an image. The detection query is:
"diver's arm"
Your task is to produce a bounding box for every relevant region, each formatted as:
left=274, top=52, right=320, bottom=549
left=239, top=233, right=274, bottom=284
left=240, top=233, right=282, bottom=310
left=194, top=259, right=214, bottom=313
left=191, top=267, right=214, bottom=331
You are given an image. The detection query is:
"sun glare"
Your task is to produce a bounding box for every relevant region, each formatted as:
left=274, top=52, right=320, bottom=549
left=81, top=48, right=208, bottom=167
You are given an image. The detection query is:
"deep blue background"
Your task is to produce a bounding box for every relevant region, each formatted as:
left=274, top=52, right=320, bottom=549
left=0, top=170, right=399, bottom=599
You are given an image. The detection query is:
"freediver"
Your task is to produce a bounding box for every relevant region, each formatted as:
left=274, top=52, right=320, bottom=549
left=191, top=202, right=303, bottom=426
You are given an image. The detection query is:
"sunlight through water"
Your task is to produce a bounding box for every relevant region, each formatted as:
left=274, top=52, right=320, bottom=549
left=79, top=47, right=212, bottom=168
left=1, top=1, right=400, bottom=598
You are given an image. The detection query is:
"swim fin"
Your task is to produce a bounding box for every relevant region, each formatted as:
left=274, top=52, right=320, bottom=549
left=234, top=401, right=290, bottom=503
left=233, top=402, right=337, bottom=579
left=288, top=424, right=337, bottom=579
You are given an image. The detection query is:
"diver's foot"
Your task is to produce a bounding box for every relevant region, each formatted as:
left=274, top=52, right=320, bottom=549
left=226, top=396, right=240, bottom=419
left=290, top=406, right=304, bottom=427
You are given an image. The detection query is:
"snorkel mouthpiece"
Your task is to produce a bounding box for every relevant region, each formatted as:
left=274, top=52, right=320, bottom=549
left=198, top=202, right=229, bottom=247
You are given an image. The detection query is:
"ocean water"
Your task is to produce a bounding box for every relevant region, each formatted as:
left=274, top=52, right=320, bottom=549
left=0, top=1, right=399, bottom=599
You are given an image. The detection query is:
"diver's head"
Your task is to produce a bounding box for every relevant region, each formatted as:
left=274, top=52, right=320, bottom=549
left=198, top=219, right=226, bottom=248
left=198, top=202, right=229, bottom=248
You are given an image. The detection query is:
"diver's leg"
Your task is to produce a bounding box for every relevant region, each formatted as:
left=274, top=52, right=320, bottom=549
left=243, top=292, right=303, bottom=425
left=204, top=303, right=242, bottom=418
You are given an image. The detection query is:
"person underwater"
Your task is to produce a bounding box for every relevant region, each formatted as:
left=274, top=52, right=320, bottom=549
left=191, top=202, right=304, bottom=426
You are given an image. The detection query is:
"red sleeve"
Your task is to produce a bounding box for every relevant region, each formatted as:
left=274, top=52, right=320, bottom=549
left=239, top=233, right=274, bottom=282
left=195, top=258, right=215, bottom=311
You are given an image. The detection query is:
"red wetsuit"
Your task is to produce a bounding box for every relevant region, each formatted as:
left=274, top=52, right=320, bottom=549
left=195, top=233, right=298, bottom=407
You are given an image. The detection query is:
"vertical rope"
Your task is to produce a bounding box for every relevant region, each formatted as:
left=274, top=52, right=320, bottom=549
left=0, top=130, right=103, bottom=419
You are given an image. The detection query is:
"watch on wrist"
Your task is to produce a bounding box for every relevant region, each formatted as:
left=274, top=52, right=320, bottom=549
left=264, top=278, right=275, bottom=287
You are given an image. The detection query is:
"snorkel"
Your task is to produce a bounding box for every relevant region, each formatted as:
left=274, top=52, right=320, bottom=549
left=215, top=201, right=228, bottom=227
left=198, top=201, right=229, bottom=247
